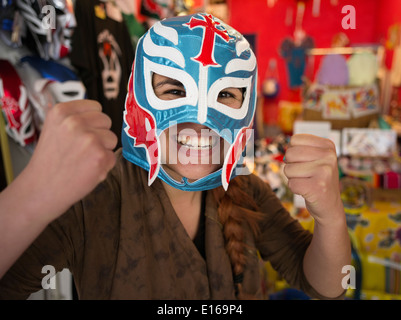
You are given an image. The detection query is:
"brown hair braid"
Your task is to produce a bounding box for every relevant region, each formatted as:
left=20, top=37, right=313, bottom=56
left=212, top=176, right=262, bottom=299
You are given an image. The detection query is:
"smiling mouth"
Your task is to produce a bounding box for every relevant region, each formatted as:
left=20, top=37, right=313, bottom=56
left=175, top=133, right=220, bottom=150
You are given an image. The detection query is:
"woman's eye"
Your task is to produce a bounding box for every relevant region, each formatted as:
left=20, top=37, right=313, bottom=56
left=165, top=88, right=186, bottom=97
left=157, top=87, right=186, bottom=100
left=218, top=91, right=233, bottom=99
left=152, top=73, right=187, bottom=100
left=217, top=88, right=244, bottom=109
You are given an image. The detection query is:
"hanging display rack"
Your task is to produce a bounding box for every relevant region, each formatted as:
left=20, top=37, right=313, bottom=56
left=307, top=45, right=381, bottom=56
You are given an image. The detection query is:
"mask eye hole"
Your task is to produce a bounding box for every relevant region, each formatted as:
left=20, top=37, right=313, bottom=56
left=152, top=73, right=186, bottom=100
left=217, top=87, right=245, bottom=109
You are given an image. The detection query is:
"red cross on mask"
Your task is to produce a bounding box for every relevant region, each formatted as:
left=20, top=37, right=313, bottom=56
left=1, top=96, right=21, bottom=129
left=185, top=14, right=230, bottom=67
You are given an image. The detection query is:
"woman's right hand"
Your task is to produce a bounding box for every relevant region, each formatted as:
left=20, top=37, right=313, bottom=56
left=22, top=99, right=118, bottom=222
left=0, top=100, right=118, bottom=278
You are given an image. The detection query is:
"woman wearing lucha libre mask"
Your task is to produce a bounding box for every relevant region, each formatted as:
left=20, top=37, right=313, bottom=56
left=0, top=14, right=350, bottom=300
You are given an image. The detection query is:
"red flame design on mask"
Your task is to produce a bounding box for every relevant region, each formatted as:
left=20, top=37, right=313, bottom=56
left=124, top=72, right=159, bottom=184
left=222, top=125, right=252, bottom=190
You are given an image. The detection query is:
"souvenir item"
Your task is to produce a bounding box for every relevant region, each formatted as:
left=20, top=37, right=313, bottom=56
left=0, top=59, right=36, bottom=146
left=0, top=0, right=21, bottom=48
left=317, top=54, right=349, bottom=86
left=280, top=36, right=314, bottom=88
left=352, top=84, right=379, bottom=117
left=342, top=128, right=397, bottom=157
left=70, top=0, right=135, bottom=148
left=19, top=55, right=86, bottom=127
left=320, top=89, right=352, bottom=120
left=262, top=58, right=280, bottom=98
left=15, top=0, right=76, bottom=60
left=348, top=52, right=378, bottom=86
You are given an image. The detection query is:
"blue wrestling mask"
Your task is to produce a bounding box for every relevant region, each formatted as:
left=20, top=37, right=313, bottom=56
left=122, top=13, right=257, bottom=191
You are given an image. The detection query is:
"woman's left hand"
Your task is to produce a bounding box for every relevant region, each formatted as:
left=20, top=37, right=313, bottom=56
left=283, top=134, right=344, bottom=224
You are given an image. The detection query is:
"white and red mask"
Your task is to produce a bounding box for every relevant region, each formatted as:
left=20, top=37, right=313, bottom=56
left=0, top=59, right=36, bottom=146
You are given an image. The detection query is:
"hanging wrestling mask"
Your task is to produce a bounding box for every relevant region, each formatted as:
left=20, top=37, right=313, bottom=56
left=19, top=55, right=86, bottom=129
left=122, top=13, right=257, bottom=191
left=0, top=59, right=36, bottom=147
left=16, top=0, right=76, bottom=60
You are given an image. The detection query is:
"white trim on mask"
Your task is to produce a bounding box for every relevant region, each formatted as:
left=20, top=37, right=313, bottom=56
left=207, top=76, right=252, bottom=120
left=225, top=50, right=256, bottom=74
left=48, top=81, right=86, bottom=102
left=197, top=65, right=209, bottom=124
left=235, top=37, right=251, bottom=56
left=143, top=32, right=185, bottom=69
left=153, top=21, right=179, bottom=45
left=143, top=57, right=198, bottom=110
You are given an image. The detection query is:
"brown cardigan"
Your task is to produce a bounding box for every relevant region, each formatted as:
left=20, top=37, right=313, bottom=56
left=0, top=149, right=331, bottom=299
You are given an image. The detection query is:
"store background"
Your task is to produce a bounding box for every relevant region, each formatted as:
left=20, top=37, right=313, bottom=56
left=228, top=0, right=401, bottom=127
left=1, top=0, right=400, bottom=300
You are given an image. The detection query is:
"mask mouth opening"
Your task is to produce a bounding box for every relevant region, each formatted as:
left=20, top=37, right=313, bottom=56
left=174, top=126, right=221, bottom=150
left=158, top=122, right=231, bottom=185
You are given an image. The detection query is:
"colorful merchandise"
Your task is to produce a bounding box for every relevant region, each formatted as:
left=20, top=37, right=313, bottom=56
left=18, top=55, right=86, bottom=128
left=320, top=89, right=352, bottom=120
left=140, top=0, right=174, bottom=21
left=0, top=59, right=36, bottom=147
left=347, top=52, right=378, bottom=86
left=262, top=58, right=280, bottom=98
left=0, top=0, right=21, bottom=48
left=70, top=0, right=135, bottom=148
left=15, top=0, right=77, bottom=60
left=303, top=83, right=380, bottom=120
left=302, top=83, right=324, bottom=111
left=277, top=101, right=303, bottom=133
left=316, top=54, right=349, bottom=86
left=351, top=201, right=401, bottom=299
left=342, top=128, right=397, bottom=157
left=280, top=36, right=314, bottom=88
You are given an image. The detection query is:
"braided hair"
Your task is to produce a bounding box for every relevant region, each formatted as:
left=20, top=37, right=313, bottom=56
left=212, top=176, right=263, bottom=299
